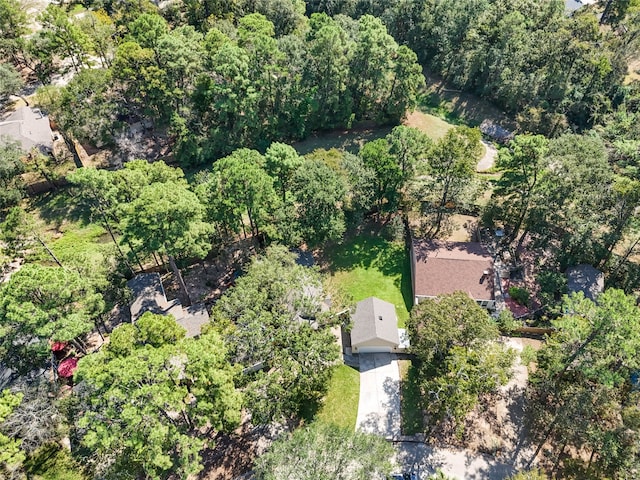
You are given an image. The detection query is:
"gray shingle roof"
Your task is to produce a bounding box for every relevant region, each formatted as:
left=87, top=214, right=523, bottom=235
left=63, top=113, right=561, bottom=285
left=0, top=107, right=53, bottom=153
left=127, top=273, right=210, bottom=338
left=351, top=297, right=399, bottom=348
left=566, top=264, right=604, bottom=301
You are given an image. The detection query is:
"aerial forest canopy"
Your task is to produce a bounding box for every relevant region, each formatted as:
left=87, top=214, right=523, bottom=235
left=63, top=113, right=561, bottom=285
left=3, top=0, right=638, bottom=163
left=2, top=0, right=640, bottom=478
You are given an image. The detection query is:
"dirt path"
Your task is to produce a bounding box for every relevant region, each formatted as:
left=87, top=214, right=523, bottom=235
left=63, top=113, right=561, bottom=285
left=477, top=140, right=498, bottom=172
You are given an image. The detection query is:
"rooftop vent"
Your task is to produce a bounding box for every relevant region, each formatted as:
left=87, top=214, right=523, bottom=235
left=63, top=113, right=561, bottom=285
left=378, top=315, right=383, bottom=321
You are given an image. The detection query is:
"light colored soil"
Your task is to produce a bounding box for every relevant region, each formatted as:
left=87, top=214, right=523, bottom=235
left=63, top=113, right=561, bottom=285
left=625, top=58, right=640, bottom=84
left=429, top=337, right=540, bottom=470
left=477, top=140, right=498, bottom=172
left=444, top=214, right=479, bottom=242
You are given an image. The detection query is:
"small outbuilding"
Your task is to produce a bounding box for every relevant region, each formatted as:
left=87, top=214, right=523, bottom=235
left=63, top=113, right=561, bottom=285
left=127, top=273, right=209, bottom=338
left=350, top=297, right=400, bottom=354
left=566, top=264, right=604, bottom=301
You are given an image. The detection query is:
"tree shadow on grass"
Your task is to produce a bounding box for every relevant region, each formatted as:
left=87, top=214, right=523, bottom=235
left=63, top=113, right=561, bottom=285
left=329, top=233, right=406, bottom=277
left=29, top=188, right=92, bottom=231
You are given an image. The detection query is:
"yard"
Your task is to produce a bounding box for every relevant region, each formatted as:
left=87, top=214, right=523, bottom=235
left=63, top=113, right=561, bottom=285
left=314, top=364, right=360, bottom=430
left=398, top=359, right=424, bottom=435
left=323, top=231, right=412, bottom=327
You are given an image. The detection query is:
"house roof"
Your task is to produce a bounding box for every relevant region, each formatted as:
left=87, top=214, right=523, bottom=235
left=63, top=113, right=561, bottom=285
left=351, top=297, right=399, bottom=347
left=127, top=273, right=210, bottom=338
left=565, top=0, right=597, bottom=14
left=0, top=107, right=53, bottom=153
left=127, top=273, right=168, bottom=321
left=566, top=264, right=604, bottom=301
left=412, top=239, right=494, bottom=300
left=479, top=119, right=514, bottom=143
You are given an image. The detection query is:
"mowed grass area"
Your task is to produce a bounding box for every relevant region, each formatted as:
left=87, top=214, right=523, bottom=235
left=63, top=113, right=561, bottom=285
left=293, top=110, right=457, bottom=156
left=403, top=110, right=453, bottom=141
left=398, top=359, right=424, bottom=435
left=315, top=364, right=360, bottom=430
left=325, top=231, right=412, bottom=327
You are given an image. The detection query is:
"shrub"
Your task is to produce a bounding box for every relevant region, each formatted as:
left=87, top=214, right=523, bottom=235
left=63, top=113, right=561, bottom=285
left=508, top=286, right=529, bottom=306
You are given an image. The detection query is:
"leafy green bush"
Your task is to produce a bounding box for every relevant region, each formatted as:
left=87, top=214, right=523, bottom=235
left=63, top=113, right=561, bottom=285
left=508, top=286, right=529, bottom=306
left=496, top=309, right=519, bottom=333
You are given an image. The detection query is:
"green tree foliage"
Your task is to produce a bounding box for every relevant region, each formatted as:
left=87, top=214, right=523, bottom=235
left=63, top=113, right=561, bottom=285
left=40, top=69, right=117, bottom=147
left=312, top=0, right=628, bottom=129
left=27, top=8, right=423, bottom=164
left=74, top=312, right=242, bottom=479
left=120, top=171, right=212, bottom=304
left=0, top=389, right=25, bottom=479
left=527, top=289, right=640, bottom=477
left=77, top=10, right=116, bottom=68
left=198, top=148, right=278, bottom=239
left=493, top=134, right=549, bottom=245
left=212, top=246, right=340, bottom=423
left=507, top=469, right=548, bottom=480
left=291, top=158, right=347, bottom=245
left=0, top=63, right=23, bottom=101
left=0, top=264, right=105, bottom=375
left=264, top=141, right=304, bottom=201
left=421, top=126, right=482, bottom=237
left=407, top=292, right=514, bottom=431
left=254, top=423, right=393, bottom=480
left=38, top=5, right=92, bottom=73
left=360, top=138, right=402, bottom=214
left=0, top=139, right=25, bottom=211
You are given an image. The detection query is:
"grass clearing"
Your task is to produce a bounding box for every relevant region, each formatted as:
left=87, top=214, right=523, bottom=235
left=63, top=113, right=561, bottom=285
left=403, top=110, right=453, bottom=141
left=325, top=231, right=412, bottom=327
left=293, top=126, right=393, bottom=155
left=315, top=364, right=360, bottom=430
left=398, top=359, right=424, bottom=435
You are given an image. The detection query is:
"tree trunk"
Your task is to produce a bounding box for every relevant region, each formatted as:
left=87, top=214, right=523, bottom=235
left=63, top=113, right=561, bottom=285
left=60, top=130, right=84, bottom=168
left=169, top=254, right=191, bottom=306
left=35, top=234, right=63, bottom=267
left=125, top=239, right=145, bottom=272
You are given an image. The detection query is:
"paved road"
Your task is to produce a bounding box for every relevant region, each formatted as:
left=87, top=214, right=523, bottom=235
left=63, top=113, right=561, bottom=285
left=395, top=442, right=516, bottom=480
left=356, top=353, right=401, bottom=438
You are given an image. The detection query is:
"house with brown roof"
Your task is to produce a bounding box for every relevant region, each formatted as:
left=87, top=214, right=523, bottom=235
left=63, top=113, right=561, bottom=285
left=410, top=239, right=495, bottom=309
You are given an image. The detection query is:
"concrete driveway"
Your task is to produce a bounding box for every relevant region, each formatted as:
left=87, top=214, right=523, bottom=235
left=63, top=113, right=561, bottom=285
left=395, top=442, right=515, bottom=480
left=356, top=353, right=401, bottom=439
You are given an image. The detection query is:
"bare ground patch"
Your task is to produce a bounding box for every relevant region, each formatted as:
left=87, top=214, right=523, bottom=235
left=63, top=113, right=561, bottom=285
left=426, top=338, right=542, bottom=469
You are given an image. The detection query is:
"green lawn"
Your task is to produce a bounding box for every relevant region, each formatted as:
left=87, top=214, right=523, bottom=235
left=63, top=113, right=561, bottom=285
left=315, top=364, right=360, bottom=430
left=398, top=359, right=424, bottom=435
left=326, top=232, right=412, bottom=327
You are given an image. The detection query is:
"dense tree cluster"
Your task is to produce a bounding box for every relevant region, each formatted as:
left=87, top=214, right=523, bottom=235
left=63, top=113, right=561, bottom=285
left=254, top=423, right=393, bottom=479
left=407, top=292, right=515, bottom=433
left=311, top=0, right=640, bottom=131
left=526, top=290, right=640, bottom=477
left=4, top=1, right=423, bottom=164
left=74, top=312, right=243, bottom=478
left=211, top=245, right=340, bottom=423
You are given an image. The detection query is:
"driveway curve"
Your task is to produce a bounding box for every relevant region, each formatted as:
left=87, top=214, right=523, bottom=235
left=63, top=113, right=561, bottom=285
left=477, top=140, right=498, bottom=172
left=356, top=353, right=401, bottom=439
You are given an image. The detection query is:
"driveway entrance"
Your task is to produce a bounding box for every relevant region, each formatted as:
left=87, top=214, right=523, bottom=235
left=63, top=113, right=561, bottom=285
left=356, top=353, right=401, bottom=439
